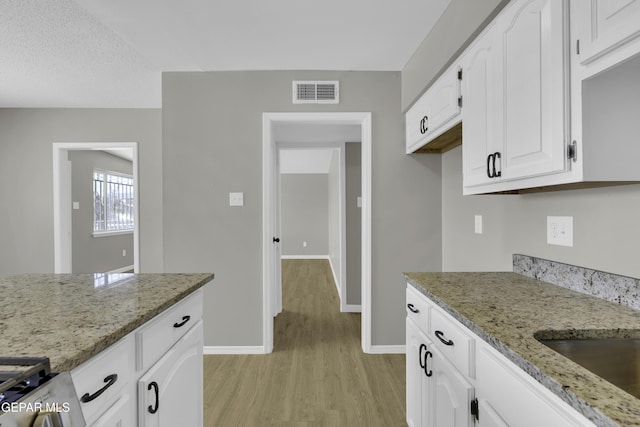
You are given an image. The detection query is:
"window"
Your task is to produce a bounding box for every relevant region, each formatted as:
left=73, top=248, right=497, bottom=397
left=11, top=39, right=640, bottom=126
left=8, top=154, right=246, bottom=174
left=93, top=169, right=134, bottom=233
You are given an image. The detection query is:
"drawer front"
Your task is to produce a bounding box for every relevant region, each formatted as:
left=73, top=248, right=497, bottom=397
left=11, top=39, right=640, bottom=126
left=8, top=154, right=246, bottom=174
left=71, top=334, right=134, bottom=424
left=406, top=285, right=429, bottom=334
left=136, top=288, right=203, bottom=373
left=430, top=306, right=475, bottom=378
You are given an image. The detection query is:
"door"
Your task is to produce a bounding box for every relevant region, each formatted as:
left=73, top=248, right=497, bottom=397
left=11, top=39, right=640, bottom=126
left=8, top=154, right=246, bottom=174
left=406, top=318, right=430, bottom=427
left=462, top=22, right=502, bottom=188
left=430, top=347, right=475, bottom=427
left=499, top=0, right=569, bottom=181
left=576, top=0, right=640, bottom=65
left=138, top=321, right=203, bottom=427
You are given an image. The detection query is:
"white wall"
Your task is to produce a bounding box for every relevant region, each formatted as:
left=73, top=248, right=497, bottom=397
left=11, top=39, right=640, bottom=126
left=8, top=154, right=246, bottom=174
left=280, top=173, right=329, bottom=256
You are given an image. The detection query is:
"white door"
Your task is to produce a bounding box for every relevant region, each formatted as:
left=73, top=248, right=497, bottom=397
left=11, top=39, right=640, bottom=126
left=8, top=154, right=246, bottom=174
left=462, top=22, right=502, bottom=188
left=576, top=0, right=640, bottom=66
left=138, top=321, right=203, bottom=427
left=406, top=318, right=430, bottom=427
left=430, top=347, right=475, bottom=427
left=499, top=0, right=569, bottom=181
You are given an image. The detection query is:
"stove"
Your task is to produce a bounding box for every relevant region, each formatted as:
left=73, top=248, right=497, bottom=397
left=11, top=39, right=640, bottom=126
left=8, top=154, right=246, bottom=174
left=0, top=357, right=85, bottom=426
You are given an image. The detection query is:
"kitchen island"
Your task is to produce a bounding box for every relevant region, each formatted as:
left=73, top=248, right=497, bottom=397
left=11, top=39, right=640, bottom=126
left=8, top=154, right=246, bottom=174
left=0, top=272, right=213, bottom=426
left=405, top=272, right=640, bottom=427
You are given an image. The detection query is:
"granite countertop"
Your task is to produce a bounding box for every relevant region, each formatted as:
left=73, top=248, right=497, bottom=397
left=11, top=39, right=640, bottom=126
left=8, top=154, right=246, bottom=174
left=404, top=272, right=640, bottom=427
left=0, top=273, right=213, bottom=372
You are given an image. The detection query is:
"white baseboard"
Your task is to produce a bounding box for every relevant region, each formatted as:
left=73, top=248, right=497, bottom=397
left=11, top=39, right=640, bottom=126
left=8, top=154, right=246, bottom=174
left=281, top=255, right=329, bottom=259
left=327, top=256, right=341, bottom=297
left=367, top=345, right=406, bottom=354
left=203, top=346, right=266, bottom=355
left=341, top=304, right=362, bottom=313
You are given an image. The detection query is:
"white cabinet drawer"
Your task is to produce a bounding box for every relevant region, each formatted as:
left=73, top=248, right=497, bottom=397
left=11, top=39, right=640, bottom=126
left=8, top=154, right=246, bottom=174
left=406, top=285, right=430, bottom=333
left=430, top=305, right=475, bottom=379
left=136, top=288, right=203, bottom=373
left=71, top=334, right=135, bottom=424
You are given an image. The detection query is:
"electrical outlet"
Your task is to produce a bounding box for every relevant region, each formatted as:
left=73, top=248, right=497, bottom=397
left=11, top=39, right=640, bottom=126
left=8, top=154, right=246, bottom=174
left=303, top=241, right=307, bottom=248
left=547, top=216, right=573, bottom=247
left=122, top=249, right=127, bottom=257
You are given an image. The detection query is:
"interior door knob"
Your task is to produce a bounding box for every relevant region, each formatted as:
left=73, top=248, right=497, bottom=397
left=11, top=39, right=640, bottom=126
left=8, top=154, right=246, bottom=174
left=273, top=237, right=280, bottom=243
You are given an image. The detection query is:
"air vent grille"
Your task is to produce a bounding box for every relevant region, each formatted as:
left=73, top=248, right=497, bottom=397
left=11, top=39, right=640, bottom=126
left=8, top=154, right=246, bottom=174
left=293, top=81, right=339, bottom=104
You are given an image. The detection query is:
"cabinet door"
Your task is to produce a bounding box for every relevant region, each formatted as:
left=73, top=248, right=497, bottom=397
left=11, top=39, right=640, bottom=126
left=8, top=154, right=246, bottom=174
left=138, top=321, right=203, bottom=427
left=462, top=23, right=502, bottom=188
left=499, top=0, right=569, bottom=181
left=406, top=65, right=461, bottom=153
left=91, top=395, right=133, bottom=427
left=577, top=0, right=640, bottom=66
left=430, top=347, right=475, bottom=427
left=406, top=317, right=430, bottom=427
left=476, top=398, right=509, bottom=427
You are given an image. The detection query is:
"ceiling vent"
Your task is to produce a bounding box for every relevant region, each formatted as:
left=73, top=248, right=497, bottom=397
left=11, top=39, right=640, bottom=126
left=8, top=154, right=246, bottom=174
left=293, top=81, right=339, bottom=104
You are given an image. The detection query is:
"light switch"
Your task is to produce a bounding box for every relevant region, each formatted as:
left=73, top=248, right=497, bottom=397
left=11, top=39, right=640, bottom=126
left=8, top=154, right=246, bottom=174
left=73, top=202, right=80, bottom=210
left=474, top=215, right=482, bottom=234
left=229, top=192, right=244, bottom=207
left=357, top=196, right=362, bottom=208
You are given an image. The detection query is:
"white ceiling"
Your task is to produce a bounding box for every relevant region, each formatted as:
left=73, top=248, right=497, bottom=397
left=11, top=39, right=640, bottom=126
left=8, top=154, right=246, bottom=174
left=0, top=0, right=452, bottom=108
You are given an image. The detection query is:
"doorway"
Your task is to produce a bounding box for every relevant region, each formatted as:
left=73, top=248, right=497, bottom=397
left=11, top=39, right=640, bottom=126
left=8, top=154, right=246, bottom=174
left=53, top=142, right=140, bottom=273
left=262, top=112, right=372, bottom=354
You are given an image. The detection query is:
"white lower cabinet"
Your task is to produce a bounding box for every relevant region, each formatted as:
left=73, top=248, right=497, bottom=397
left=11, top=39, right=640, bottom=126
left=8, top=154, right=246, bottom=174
left=71, top=289, right=204, bottom=427
left=71, top=335, right=136, bottom=426
left=430, top=346, right=475, bottom=427
left=406, top=314, right=474, bottom=427
left=406, top=284, right=594, bottom=427
left=91, top=395, right=132, bottom=427
left=138, top=320, right=203, bottom=427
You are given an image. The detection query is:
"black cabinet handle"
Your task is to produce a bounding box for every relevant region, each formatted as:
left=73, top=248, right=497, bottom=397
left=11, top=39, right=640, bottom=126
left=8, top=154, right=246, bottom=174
left=173, top=315, right=191, bottom=328
left=424, top=351, right=433, bottom=377
left=435, top=330, right=454, bottom=346
left=419, top=344, right=433, bottom=377
left=493, top=152, right=502, bottom=177
left=148, top=381, right=159, bottom=414
left=420, top=116, right=429, bottom=134
left=407, top=303, right=419, bottom=314
left=419, top=344, right=427, bottom=370
left=487, top=152, right=502, bottom=179
left=81, top=374, right=118, bottom=403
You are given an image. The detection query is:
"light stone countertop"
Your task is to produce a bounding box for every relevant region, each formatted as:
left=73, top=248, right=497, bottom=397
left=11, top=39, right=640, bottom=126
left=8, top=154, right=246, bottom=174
left=0, top=273, right=214, bottom=372
left=404, top=272, right=640, bottom=427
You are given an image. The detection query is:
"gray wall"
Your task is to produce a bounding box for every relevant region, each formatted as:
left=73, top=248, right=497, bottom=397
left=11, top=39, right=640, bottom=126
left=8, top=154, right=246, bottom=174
left=401, top=0, right=508, bottom=111
left=280, top=173, right=329, bottom=256
left=162, top=70, right=442, bottom=347
left=345, top=143, right=362, bottom=305
left=0, top=109, right=163, bottom=277
left=69, top=150, right=134, bottom=273
left=442, top=145, right=640, bottom=279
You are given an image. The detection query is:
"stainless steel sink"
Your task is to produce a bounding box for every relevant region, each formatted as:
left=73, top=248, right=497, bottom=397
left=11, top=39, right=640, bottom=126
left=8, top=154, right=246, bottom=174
left=537, top=334, right=640, bottom=398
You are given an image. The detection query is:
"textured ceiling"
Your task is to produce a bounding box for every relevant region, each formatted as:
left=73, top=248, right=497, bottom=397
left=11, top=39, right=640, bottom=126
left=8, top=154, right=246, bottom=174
left=0, top=0, right=452, bottom=108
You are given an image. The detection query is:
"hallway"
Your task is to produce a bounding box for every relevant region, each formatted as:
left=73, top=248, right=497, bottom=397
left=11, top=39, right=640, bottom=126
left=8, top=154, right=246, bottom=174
left=204, top=259, right=406, bottom=426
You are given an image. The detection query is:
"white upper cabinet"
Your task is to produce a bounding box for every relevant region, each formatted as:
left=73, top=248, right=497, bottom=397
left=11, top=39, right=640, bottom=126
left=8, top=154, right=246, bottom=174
left=574, top=0, right=640, bottom=73
left=498, top=0, right=569, bottom=181
left=406, top=63, right=462, bottom=154
left=461, top=22, right=501, bottom=188
left=462, top=0, right=570, bottom=194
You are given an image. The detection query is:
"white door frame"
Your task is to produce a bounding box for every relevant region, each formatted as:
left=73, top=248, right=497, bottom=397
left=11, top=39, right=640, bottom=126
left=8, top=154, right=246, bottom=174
left=262, top=112, right=372, bottom=354
left=53, top=142, right=140, bottom=273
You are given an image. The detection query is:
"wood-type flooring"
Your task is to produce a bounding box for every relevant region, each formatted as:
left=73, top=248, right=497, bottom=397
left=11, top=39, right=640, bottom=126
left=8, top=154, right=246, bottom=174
left=203, top=258, right=406, bottom=426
